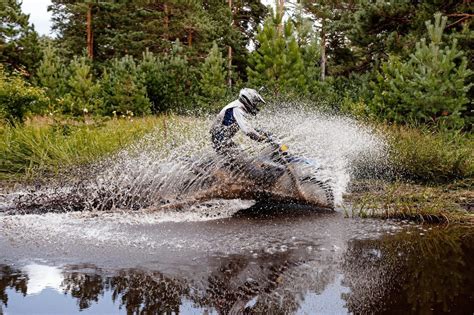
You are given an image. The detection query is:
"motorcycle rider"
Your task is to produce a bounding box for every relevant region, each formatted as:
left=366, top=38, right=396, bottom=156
left=210, top=88, right=272, bottom=155
left=210, top=88, right=285, bottom=183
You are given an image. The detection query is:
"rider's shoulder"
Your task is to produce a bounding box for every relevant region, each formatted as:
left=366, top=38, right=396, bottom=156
left=220, top=100, right=242, bottom=112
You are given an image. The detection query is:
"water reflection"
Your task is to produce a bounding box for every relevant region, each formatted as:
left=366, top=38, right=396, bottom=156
left=24, top=264, right=63, bottom=295
left=107, top=269, right=188, bottom=314
left=342, top=225, right=474, bottom=314
left=0, top=265, right=28, bottom=307
left=1, top=225, right=473, bottom=314
left=61, top=265, right=105, bottom=310
left=193, top=251, right=318, bottom=314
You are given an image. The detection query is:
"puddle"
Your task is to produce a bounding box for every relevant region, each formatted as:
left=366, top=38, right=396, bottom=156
left=1, top=210, right=472, bottom=314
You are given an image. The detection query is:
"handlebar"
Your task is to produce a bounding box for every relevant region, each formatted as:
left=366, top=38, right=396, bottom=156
left=258, top=130, right=290, bottom=157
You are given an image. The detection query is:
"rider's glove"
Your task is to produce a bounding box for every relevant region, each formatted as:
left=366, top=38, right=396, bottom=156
left=280, top=144, right=289, bottom=152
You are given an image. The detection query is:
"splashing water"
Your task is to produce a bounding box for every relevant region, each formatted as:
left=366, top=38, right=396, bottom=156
left=1, top=105, right=387, bottom=216
left=258, top=105, right=387, bottom=204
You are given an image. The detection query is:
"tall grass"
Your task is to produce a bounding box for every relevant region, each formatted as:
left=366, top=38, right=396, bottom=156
left=0, top=116, right=168, bottom=181
left=346, top=181, right=473, bottom=223
left=383, top=125, right=473, bottom=185
left=346, top=125, right=473, bottom=222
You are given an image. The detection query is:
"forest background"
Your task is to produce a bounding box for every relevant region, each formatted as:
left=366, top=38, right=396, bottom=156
left=1, top=0, right=473, bottom=194
left=1, top=0, right=472, bottom=126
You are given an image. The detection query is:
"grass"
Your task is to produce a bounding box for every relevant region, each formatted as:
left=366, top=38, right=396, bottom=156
left=383, top=125, right=473, bottom=184
left=345, top=181, right=474, bottom=223
left=0, top=115, right=171, bottom=183
left=344, top=124, right=474, bottom=223
left=2, top=115, right=472, bottom=224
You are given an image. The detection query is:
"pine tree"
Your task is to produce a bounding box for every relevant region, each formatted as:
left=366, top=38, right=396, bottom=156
left=48, top=0, right=264, bottom=84
left=215, top=0, right=268, bottom=79
left=292, top=4, right=321, bottom=89
left=160, top=41, right=194, bottom=112
left=63, top=56, right=102, bottom=115
left=100, top=56, right=151, bottom=116
left=247, top=10, right=307, bottom=96
left=35, top=44, right=67, bottom=102
left=230, top=0, right=268, bottom=47
left=370, top=14, right=473, bottom=129
left=139, top=49, right=165, bottom=114
left=197, top=42, right=227, bottom=110
left=50, top=1, right=221, bottom=63
left=139, top=41, right=193, bottom=113
left=343, top=0, right=473, bottom=74
left=0, top=0, right=42, bottom=74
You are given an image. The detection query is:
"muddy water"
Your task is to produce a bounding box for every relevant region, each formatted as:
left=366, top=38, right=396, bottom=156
left=0, top=205, right=473, bottom=314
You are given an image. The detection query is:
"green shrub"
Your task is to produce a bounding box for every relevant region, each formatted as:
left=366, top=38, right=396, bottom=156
left=100, top=55, right=151, bottom=116
left=62, top=56, right=103, bottom=115
left=247, top=12, right=307, bottom=96
left=35, top=43, right=67, bottom=104
left=0, top=66, right=49, bottom=123
left=369, top=14, right=472, bottom=130
left=385, top=125, right=473, bottom=184
left=196, top=41, right=227, bottom=111
left=139, top=42, right=193, bottom=114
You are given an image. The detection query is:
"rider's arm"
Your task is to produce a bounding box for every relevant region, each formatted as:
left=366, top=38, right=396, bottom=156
left=233, top=107, right=267, bottom=142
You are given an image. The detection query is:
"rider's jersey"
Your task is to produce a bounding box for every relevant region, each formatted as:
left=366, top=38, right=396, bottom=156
left=210, top=100, right=262, bottom=150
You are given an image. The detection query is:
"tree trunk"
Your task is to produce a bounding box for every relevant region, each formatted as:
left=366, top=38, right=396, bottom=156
left=277, top=0, right=284, bottom=35
left=164, top=4, right=169, bottom=41
left=228, top=46, right=232, bottom=88
left=187, top=31, right=192, bottom=47
left=320, top=20, right=326, bottom=81
left=227, top=0, right=233, bottom=88
left=86, top=3, right=93, bottom=59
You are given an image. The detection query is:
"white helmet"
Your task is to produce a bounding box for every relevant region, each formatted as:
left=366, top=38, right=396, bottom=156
left=239, top=88, right=265, bottom=115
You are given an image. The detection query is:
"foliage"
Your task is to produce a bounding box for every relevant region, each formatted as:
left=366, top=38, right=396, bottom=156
left=0, top=0, right=42, bottom=74
left=343, top=0, right=472, bottom=74
left=384, top=125, right=473, bottom=184
left=300, top=0, right=357, bottom=76
left=292, top=4, right=322, bottom=87
left=3, top=2, right=473, bottom=133
left=100, top=56, right=150, bottom=116
left=196, top=42, right=227, bottom=111
left=35, top=43, right=67, bottom=102
left=0, top=66, right=49, bottom=123
left=369, top=14, right=473, bottom=129
left=230, top=0, right=268, bottom=47
left=138, top=41, right=192, bottom=114
left=247, top=11, right=307, bottom=96
left=62, top=56, right=102, bottom=116
left=47, top=0, right=263, bottom=70
left=223, top=0, right=268, bottom=78
left=0, top=116, right=164, bottom=180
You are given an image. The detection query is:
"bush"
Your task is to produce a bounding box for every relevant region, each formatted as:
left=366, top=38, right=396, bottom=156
left=247, top=13, right=307, bottom=96
left=62, top=56, right=102, bottom=115
left=385, top=125, right=473, bottom=184
left=369, top=14, right=472, bottom=130
left=100, top=55, right=151, bottom=116
left=0, top=66, right=49, bottom=123
left=139, top=42, right=193, bottom=114
left=35, top=44, right=67, bottom=103
left=196, top=41, right=227, bottom=111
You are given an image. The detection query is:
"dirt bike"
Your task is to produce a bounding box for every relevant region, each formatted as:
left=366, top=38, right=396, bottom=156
left=185, top=140, right=335, bottom=210
left=3, top=141, right=335, bottom=214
